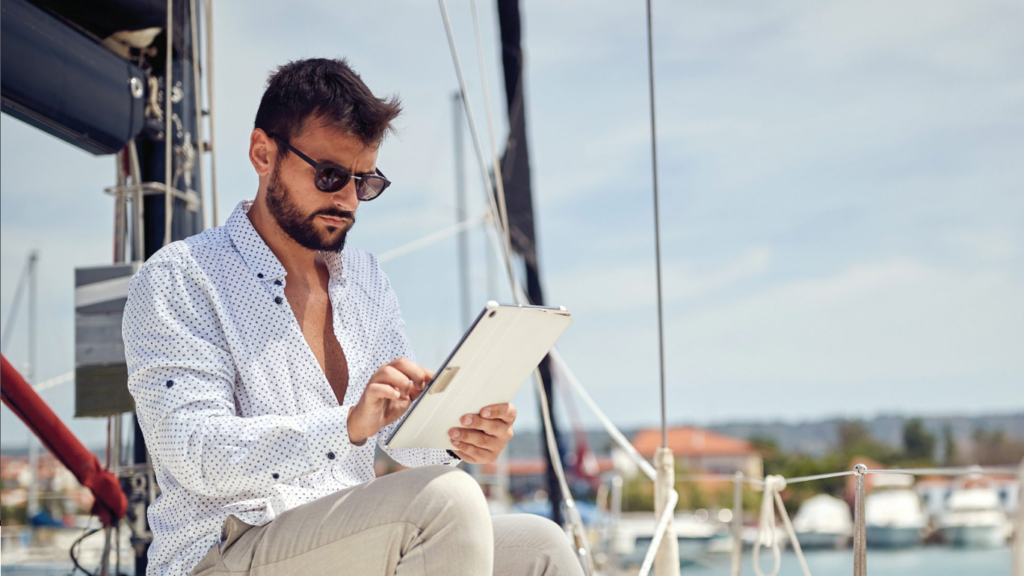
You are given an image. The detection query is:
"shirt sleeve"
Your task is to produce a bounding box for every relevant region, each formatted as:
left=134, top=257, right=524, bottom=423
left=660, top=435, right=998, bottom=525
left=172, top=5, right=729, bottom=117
left=124, top=258, right=363, bottom=498
left=372, top=259, right=459, bottom=468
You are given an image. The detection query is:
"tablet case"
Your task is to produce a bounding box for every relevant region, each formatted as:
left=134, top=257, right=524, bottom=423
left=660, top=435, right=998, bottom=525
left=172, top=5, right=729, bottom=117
left=382, top=301, right=572, bottom=450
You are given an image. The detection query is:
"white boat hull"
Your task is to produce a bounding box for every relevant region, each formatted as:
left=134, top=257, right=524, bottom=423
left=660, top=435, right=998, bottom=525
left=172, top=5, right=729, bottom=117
left=865, top=526, right=921, bottom=548
left=794, top=531, right=849, bottom=549
left=940, top=525, right=1006, bottom=548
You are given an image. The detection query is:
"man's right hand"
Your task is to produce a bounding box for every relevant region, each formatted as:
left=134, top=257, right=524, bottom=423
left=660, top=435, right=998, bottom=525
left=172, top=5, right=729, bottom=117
left=347, top=358, right=434, bottom=445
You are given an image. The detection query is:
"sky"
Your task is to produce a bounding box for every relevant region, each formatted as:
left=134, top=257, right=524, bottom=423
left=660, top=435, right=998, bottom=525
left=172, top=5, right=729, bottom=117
left=2, top=0, right=1022, bottom=449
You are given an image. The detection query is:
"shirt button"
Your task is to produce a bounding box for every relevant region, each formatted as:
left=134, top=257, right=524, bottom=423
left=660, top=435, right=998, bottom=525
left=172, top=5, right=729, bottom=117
left=257, top=273, right=264, bottom=279
left=274, top=296, right=283, bottom=304
left=274, top=280, right=283, bottom=286
left=165, top=380, right=174, bottom=388
left=272, top=473, right=280, bottom=480
left=327, top=452, right=336, bottom=460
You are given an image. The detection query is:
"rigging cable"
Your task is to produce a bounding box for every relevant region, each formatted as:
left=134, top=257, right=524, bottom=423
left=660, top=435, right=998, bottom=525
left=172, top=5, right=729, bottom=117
left=0, top=257, right=32, bottom=352
left=644, top=0, right=669, bottom=450
left=468, top=0, right=513, bottom=263
left=436, top=1, right=593, bottom=571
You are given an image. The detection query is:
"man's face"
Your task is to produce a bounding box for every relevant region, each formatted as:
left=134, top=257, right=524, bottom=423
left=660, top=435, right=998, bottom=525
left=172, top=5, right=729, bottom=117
left=265, top=121, right=380, bottom=252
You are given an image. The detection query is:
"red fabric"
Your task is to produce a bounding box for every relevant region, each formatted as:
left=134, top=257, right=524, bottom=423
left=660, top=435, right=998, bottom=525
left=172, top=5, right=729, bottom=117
left=1, top=354, right=127, bottom=526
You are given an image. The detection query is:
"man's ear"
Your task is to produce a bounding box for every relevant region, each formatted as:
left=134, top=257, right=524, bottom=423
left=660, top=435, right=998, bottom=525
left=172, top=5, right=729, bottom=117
left=249, top=129, right=276, bottom=177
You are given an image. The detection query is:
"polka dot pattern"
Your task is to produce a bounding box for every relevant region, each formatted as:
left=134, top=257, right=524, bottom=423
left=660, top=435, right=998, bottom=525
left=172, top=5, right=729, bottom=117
left=124, top=200, right=456, bottom=576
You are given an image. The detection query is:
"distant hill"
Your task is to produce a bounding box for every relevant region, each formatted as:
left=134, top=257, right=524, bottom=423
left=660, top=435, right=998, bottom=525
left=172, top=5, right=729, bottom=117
left=4, top=412, right=1021, bottom=461
left=505, top=412, right=1024, bottom=459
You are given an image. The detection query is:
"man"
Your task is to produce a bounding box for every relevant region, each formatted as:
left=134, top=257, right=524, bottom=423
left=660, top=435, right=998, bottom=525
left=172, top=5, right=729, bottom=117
left=124, top=58, right=583, bottom=576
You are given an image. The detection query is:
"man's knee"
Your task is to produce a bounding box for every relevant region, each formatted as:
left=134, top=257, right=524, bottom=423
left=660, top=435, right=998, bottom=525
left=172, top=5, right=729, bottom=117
left=407, top=465, right=489, bottom=516
left=494, top=515, right=584, bottom=576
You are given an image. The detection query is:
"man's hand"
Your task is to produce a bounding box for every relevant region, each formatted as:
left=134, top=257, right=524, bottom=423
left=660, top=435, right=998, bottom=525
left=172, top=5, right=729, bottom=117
left=448, top=403, right=516, bottom=464
left=348, top=358, right=433, bottom=445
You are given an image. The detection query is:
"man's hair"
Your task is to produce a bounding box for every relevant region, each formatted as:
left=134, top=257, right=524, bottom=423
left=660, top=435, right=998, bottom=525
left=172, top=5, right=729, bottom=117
left=254, top=58, right=401, bottom=152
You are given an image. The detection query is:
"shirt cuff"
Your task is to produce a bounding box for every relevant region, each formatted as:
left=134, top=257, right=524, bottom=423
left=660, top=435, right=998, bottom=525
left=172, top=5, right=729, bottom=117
left=304, top=405, right=358, bottom=469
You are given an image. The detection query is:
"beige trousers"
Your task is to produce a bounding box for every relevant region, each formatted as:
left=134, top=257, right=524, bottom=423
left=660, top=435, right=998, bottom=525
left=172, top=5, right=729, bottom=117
left=190, top=465, right=584, bottom=576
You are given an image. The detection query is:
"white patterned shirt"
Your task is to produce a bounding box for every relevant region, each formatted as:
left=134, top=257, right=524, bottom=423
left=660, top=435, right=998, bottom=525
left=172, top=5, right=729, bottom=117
left=124, top=200, right=456, bottom=576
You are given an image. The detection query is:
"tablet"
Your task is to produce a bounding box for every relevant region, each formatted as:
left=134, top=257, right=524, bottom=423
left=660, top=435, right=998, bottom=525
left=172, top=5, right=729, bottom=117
left=382, top=301, right=572, bottom=451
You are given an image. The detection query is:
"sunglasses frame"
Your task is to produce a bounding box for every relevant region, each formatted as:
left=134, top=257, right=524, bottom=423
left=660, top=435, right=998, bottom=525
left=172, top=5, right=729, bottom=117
left=268, top=132, right=391, bottom=201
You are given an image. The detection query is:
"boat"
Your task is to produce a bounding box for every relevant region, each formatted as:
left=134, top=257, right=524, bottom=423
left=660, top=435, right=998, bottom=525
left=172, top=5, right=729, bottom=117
left=938, top=484, right=1011, bottom=548
left=792, top=494, right=853, bottom=549
left=864, top=474, right=927, bottom=548
left=611, top=512, right=725, bottom=568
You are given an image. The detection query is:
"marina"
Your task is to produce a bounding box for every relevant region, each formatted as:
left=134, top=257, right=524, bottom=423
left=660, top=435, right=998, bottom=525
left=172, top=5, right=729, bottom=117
left=3, top=0, right=1023, bottom=575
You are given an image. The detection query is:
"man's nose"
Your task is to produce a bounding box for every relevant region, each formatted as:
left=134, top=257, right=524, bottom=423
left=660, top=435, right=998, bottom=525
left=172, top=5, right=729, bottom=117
left=331, top=178, right=359, bottom=209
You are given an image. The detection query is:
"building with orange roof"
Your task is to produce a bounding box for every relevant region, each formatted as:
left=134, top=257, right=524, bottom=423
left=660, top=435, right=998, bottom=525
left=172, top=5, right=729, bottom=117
left=631, top=426, right=763, bottom=478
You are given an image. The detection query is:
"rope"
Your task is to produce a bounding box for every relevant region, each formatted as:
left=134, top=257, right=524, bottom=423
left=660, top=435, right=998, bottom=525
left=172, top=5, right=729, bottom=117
left=636, top=488, right=679, bottom=576
left=376, top=213, right=486, bottom=263
left=752, top=475, right=783, bottom=576
left=549, top=348, right=658, bottom=481
left=784, top=470, right=855, bottom=484
left=32, top=371, right=75, bottom=393
left=752, top=475, right=811, bottom=576
left=436, top=0, right=517, bottom=289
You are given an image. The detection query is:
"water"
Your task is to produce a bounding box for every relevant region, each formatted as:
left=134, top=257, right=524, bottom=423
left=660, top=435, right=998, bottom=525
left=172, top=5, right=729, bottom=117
left=0, top=547, right=1016, bottom=575
left=684, top=546, right=1015, bottom=576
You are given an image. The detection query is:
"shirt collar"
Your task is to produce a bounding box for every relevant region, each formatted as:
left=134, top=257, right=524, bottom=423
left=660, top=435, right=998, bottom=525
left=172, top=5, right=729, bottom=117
left=225, top=200, right=347, bottom=283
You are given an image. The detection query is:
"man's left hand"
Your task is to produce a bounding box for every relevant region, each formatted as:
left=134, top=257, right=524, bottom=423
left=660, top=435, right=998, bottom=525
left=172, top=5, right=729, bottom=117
left=448, top=403, right=516, bottom=464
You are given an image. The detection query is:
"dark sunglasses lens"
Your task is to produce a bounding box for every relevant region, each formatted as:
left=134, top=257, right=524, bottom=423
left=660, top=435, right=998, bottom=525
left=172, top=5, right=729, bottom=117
left=356, top=176, right=388, bottom=201
left=316, top=166, right=349, bottom=192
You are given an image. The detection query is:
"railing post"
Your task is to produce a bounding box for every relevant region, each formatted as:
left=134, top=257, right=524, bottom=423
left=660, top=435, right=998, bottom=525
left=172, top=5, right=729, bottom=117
left=731, top=471, right=743, bottom=576
left=1012, top=458, right=1023, bottom=576
left=853, top=464, right=868, bottom=576
left=654, top=447, right=680, bottom=576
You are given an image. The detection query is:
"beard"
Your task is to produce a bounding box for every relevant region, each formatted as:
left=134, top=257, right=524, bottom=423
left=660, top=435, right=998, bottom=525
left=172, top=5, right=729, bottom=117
left=265, top=167, right=355, bottom=252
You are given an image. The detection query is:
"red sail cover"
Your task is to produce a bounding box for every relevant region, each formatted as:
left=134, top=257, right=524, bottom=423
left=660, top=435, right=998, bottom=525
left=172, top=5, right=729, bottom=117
left=1, top=354, right=127, bottom=526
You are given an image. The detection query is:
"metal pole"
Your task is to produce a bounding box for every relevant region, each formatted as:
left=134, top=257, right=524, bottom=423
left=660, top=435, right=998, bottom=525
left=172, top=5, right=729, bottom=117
left=189, top=0, right=206, bottom=231
left=731, top=472, right=743, bottom=576
left=204, top=0, right=219, bottom=226
left=853, top=464, right=868, bottom=576
left=114, top=155, right=128, bottom=263
left=654, top=448, right=680, bottom=576
left=609, top=474, right=623, bottom=571
left=163, top=0, right=175, bottom=246
left=26, top=252, right=40, bottom=521
left=128, top=140, right=146, bottom=262
left=1012, top=458, right=1023, bottom=576
left=645, top=3, right=676, bottom=574
left=453, top=91, right=471, bottom=329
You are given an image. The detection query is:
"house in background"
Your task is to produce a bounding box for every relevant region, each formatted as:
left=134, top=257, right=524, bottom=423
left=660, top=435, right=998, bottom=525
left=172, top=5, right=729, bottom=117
left=632, top=426, right=763, bottom=478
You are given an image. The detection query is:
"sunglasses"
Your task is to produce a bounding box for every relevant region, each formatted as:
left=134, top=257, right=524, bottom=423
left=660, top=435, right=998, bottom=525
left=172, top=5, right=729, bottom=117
left=268, top=133, right=391, bottom=201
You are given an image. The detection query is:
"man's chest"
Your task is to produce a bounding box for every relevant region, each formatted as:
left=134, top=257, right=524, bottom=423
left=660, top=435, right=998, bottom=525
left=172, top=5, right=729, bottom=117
left=210, top=269, right=386, bottom=415
left=284, top=282, right=349, bottom=404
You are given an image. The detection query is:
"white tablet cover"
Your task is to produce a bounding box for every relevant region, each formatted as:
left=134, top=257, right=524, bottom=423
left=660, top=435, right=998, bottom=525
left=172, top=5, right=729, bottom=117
left=383, top=302, right=572, bottom=450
